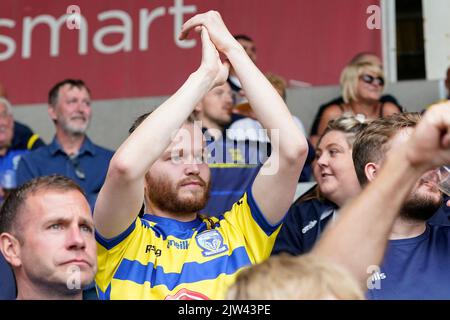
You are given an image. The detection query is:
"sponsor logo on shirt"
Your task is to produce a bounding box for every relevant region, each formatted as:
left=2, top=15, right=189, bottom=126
left=12, top=155, right=23, bottom=169
left=167, top=239, right=189, bottom=250
left=195, top=230, right=228, bottom=257
left=302, top=220, right=317, bottom=234
left=145, top=244, right=162, bottom=257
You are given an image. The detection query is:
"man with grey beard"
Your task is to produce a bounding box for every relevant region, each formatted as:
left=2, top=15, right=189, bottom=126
left=351, top=112, right=450, bottom=299
left=16, top=79, right=113, bottom=212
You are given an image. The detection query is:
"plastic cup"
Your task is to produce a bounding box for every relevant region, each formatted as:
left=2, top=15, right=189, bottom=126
left=436, top=166, right=450, bottom=196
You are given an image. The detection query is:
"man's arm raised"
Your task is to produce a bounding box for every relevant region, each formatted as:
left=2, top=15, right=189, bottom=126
left=181, top=11, right=309, bottom=225
left=94, top=28, right=229, bottom=238
left=313, top=102, right=450, bottom=287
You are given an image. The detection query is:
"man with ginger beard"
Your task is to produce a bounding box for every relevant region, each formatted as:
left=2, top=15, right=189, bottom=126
left=16, top=79, right=113, bottom=211
left=94, top=11, right=308, bottom=300
left=351, top=112, right=450, bottom=299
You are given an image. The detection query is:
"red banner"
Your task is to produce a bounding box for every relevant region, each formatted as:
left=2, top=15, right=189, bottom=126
left=0, top=0, right=381, bottom=105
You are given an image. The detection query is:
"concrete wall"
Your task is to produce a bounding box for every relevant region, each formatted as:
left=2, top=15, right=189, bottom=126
left=423, top=0, right=450, bottom=80
left=12, top=96, right=167, bottom=151
left=11, top=79, right=443, bottom=150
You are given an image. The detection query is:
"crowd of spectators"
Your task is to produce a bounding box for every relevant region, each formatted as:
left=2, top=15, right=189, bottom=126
left=0, top=11, right=450, bottom=301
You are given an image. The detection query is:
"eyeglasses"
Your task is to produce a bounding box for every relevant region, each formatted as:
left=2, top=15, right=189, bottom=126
left=69, top=155, right=86, bottom=180
left=360, top=74, right=385, bottom=86
left=0, top=111, right=12, bottom=119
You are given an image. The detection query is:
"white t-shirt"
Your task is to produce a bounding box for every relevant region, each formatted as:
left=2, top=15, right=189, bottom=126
left=227, top=116, right=306, bottom=142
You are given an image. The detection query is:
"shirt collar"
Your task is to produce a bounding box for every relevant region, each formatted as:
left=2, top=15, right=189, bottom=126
left=49, top=136, right=95, bottom=156
left=142, top=213, right=203, bottom=230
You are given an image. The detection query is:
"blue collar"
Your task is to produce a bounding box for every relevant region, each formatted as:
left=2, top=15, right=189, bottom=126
left=142, top=214, right=203, bottom=230
left=48, top=136, right=96, bottom=156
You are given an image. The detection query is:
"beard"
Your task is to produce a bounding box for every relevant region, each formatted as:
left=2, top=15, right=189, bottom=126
left=59, top=117, right=90, bottom=135
left=145, top=173, right=210, bottom=214
left=400, top=189, right=443, bottom=222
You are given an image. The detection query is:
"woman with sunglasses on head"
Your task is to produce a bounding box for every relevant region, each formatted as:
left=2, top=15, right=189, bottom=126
left=310, top=61, right=402, bottom=146
left=272, top=115, right=367, bottom=256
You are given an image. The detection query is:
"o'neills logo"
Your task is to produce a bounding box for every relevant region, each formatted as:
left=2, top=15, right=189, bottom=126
left=165, top=288, right=209, bottom=300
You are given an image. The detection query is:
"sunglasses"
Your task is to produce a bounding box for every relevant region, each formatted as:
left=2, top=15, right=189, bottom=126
left=69, top=155, right=86, bottom=180
left=360, top=74, right=385, bottom=86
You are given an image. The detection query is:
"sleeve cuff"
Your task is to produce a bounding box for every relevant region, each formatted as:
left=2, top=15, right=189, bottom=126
left=95, top=220, right=136, bottom=250
left=246, top=186, right=283, bottom=236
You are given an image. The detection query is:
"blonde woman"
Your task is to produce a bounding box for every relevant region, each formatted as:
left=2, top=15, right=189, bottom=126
left=273, top=115, right=367, bottom=256
left=311, top=62, right=401, bottom=146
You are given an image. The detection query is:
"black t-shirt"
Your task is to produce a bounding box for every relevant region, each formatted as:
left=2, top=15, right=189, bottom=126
left=310, top=94, right=402, bottom=136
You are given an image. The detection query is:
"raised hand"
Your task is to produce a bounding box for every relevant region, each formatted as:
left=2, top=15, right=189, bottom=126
left=197, top=26, right=229, bottom=88
left=406, top=102, right=450, bottom=171
left=180, top=11, right=239, bottom=56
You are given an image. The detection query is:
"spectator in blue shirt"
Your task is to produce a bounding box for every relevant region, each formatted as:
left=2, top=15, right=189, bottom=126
left=0, top=98, right=31, bottom=204
left=0, top=83, right=45, bottom=151
left=351, top=111, right=450, bottom=299
left=16, top=79, right=113, bottom=211
left=193, top=82, right=268, bottom=217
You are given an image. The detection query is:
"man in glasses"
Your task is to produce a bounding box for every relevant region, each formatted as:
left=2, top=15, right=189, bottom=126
left=0, top=98, right=31, bottom=204
left=0, top=82, right=45, bottom=152
left=16, top=79, right=113, bottom=212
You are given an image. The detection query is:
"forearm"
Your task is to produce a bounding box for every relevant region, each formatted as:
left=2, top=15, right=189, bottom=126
left=313, top=144, right=424, bottom=285
left=94, top=70, right=216, bottom=237
left=225, top=46, right=307, bottom=158
left=111, top=70, right=215, bottom=180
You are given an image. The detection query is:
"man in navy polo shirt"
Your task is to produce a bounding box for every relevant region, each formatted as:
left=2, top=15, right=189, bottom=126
left=16, top=79, right=113, bottom=211
left=351, top=111, right=450, bottom=299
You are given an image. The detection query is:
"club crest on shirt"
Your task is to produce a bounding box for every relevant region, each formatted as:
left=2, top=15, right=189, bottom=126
left=165, top=288, right=210, bottom=300
left=195, top=229, right=228, bottom=257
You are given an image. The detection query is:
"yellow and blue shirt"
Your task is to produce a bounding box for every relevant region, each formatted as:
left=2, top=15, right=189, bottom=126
left=95, top=188, right=281, bottom=300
